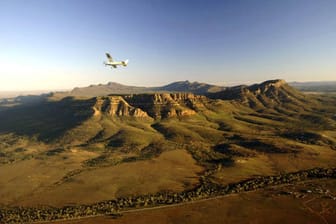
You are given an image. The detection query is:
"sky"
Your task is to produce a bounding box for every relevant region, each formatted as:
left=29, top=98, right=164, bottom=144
left=0, top=0, right=336, bottom=91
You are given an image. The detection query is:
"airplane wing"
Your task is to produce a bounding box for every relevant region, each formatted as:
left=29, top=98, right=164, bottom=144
left=112, top=65, right=117, bottom=68
left=105, top=53, right=113, bottom=62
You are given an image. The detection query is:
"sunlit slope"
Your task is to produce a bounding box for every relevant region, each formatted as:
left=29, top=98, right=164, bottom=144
left=0, top=80, right=336, bottom=206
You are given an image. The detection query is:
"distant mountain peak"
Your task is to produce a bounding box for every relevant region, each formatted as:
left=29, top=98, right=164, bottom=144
left=259, top=79, right=286, bottom=88
left=249, top=79, right=287, bottom=93
left=206, top=79, right=311, bottom=110
left=107, top=82, right=126, bottom=86
left=67, top=81, right=225, bottom=97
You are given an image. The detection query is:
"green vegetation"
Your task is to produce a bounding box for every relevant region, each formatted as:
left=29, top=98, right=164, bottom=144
left=1, top=80, right=336, bottom=222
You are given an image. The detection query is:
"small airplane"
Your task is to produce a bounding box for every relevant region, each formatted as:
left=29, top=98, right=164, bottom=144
left=104, top=53, right=128, bottom=68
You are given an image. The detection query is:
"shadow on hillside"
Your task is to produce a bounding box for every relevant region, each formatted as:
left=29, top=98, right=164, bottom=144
left=0, top=95, right=94, bottom=142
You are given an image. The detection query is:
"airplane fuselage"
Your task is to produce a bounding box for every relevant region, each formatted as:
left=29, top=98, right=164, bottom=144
left=104, top=61, right=124, bottom=66
left=104, top=53, right=128, bottom=68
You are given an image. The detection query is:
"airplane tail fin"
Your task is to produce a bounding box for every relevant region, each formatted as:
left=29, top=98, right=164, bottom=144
left=122, top=59, right=129, bottom=66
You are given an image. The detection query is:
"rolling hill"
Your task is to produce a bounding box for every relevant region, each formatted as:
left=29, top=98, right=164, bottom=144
left=1, top=79, right=336, bottom=223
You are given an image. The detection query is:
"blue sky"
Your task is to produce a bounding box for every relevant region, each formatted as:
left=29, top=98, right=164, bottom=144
left=0, top=0, right=335, bottom=90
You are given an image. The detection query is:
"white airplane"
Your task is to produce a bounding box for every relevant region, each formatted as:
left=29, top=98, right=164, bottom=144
left=104, top=53, right=128, bottom=68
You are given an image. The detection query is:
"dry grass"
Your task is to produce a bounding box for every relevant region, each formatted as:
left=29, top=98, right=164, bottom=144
left=0, top=149, right=97, bottom=206
left=10, top=149, right=203, bottom=207
left=54, top=179, right=336, bottom=224
left=212, top=154, right=275, bottom=185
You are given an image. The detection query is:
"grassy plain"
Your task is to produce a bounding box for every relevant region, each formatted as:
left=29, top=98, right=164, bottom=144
left=54, top=179, right=336, bottom=224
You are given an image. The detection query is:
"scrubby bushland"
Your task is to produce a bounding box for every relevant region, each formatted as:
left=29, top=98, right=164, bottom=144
left=1, top=167, right=335, bottom=223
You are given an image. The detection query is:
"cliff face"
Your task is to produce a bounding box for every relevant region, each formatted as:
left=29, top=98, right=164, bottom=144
left=92, top=96, right=149, bottom=118
left=125, top=93, right=207, bottom=119
left=92, top=93, right=206, bottom=119
left=64, top=80, right=317, bottom=121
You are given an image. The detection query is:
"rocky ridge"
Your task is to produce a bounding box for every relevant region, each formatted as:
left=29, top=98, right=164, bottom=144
left=207, top=79, right=310, bottom=110
left=91, top=93, right=207, bottom=119
left=68, top=81, right=225, bottom=97
left=75, top=80, right=317, bottom=120
left=92, top=96, right=148, bottom=118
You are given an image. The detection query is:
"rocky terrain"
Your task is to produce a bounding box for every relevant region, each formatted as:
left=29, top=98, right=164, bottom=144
left=0, top=79, right=336, bottom=223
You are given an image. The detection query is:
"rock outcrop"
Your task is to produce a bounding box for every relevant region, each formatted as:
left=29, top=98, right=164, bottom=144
left=125, top=93, right=207, bottom=119
left=91, top=93, right=206, bottom=119
left=92, top=96, right=149, bottom=118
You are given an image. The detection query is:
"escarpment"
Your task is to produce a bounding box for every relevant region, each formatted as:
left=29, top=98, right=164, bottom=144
left=92, top=96, right=149, bottom=118
left=91, top=93, right=206, bottom=119
left=124, top=93, right=207, bottom=119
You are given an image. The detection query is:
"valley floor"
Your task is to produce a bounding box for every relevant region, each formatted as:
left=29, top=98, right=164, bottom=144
left=52, top=179, right=336, bottom=224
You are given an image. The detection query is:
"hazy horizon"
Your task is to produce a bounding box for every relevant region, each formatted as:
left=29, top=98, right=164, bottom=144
left=1, top=79, right=336, bottom=95
left=1, top=0, right=336, bottom=91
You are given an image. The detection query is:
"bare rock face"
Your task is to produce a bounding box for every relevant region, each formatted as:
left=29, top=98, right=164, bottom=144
left=92, top=96, right=149, bottom=118
left=91, top=93, right=206, bottom=119
left=124, top=93, right=206, bottom=119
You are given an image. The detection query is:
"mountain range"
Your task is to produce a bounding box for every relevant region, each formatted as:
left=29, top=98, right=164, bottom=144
left=53, top=80, right=336, bottom=98
left=66, top=80, right=225, bottom=97
left=0, top=79, right=336, bottom=212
